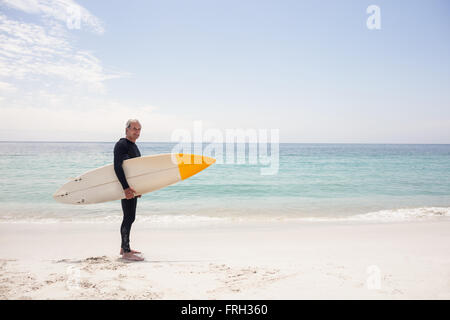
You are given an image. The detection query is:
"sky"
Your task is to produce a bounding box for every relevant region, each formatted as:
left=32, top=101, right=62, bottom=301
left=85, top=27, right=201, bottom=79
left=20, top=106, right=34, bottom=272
left=0, top=0, right=449, bottom=143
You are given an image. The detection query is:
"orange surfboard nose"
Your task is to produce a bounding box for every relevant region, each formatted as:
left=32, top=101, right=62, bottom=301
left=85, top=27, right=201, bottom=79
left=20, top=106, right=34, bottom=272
left=175, top=154, right=216, bottom=180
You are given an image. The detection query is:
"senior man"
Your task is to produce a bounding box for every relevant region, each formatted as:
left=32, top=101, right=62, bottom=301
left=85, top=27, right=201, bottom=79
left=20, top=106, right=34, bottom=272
left=113, top=119, right=144, bottom=261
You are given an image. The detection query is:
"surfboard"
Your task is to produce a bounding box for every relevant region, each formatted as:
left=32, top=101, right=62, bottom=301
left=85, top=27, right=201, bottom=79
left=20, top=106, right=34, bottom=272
left=53, top=153, right=215, bottom=205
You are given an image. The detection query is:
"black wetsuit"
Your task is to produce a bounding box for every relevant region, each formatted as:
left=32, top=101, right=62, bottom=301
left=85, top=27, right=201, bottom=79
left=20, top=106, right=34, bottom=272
left=113, top=138, right=141, bottom=253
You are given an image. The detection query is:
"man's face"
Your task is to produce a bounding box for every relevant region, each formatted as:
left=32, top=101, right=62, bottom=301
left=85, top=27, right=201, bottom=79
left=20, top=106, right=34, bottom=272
left=126, top=122, right=141, bottom=141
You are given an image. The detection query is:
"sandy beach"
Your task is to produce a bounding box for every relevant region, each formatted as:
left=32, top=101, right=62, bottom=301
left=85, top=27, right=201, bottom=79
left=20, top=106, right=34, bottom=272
left=0, top=219, right=449, bottom=300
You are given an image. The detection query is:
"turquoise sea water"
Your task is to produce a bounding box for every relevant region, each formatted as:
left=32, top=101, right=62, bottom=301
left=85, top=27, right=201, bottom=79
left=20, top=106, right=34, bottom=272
left=0, top=142, right=449, bottom=224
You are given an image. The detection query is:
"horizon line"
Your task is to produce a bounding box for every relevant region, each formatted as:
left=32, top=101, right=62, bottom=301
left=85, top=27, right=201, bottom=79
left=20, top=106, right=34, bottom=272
left=1, top=140, right=449, bottom=145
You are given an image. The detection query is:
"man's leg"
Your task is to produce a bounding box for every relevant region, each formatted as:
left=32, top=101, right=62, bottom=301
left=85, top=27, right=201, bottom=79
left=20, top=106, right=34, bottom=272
left=120, top=197, right=137, bottom=253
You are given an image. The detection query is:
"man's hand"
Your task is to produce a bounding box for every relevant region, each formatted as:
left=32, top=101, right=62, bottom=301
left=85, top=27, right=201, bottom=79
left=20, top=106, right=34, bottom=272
left=124, top=187, right=137, bottom=199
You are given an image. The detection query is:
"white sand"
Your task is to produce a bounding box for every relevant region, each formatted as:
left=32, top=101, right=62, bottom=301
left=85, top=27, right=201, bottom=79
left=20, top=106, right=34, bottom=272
left=0, top=220, right=449, bottom=299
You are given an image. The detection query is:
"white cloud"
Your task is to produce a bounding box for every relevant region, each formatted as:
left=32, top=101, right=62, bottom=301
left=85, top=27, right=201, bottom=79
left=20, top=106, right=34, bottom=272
left=0, top=13, right=121, bottom=92
left=0, top=80, right=17, bottom=93
left=0, top=1, right=191, bottom=142
left=0, top=0, right=104, bottom=34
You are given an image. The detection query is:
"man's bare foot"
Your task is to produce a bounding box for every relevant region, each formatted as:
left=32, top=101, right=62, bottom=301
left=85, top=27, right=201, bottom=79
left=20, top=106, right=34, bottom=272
left=122, top=252, right=144, bottom=261
left=120, top=248, right=141, bottom=255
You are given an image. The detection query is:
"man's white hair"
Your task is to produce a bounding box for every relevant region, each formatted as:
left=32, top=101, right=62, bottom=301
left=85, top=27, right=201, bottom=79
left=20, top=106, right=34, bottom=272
left=126, top=119, right=140, bottom=128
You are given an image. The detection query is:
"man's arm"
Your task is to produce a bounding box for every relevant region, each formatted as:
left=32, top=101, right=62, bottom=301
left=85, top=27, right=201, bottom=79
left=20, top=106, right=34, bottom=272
left=114, top=142, right=130, bottom=190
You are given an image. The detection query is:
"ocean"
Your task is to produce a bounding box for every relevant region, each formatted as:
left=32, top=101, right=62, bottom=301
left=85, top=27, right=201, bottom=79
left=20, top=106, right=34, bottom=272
left=1, top=142, right=449, bottom=225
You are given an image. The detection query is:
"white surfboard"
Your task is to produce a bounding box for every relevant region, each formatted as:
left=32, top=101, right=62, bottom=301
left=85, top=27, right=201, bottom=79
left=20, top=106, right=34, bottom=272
left=53, top=153, right=215, bottom=205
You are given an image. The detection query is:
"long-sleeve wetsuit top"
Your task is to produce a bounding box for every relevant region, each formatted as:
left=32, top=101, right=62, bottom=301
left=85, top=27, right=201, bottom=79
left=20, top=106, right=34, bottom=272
left=113, top=138, right=141, bottom=190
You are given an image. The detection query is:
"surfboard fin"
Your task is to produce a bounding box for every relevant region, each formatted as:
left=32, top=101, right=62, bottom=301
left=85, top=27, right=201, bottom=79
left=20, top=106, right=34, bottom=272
left=68, top=177, right=82, bottom=182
